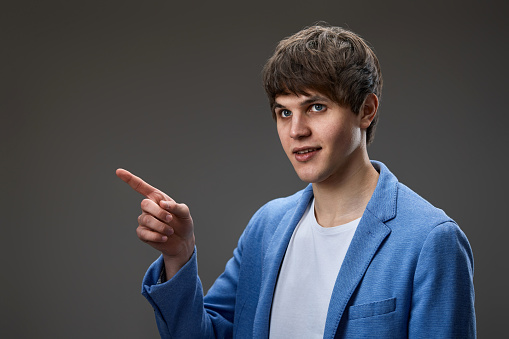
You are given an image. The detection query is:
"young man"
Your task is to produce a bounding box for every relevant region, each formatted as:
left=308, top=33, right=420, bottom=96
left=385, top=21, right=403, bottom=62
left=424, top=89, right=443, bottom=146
left=117, top=24, right=476, bottom=338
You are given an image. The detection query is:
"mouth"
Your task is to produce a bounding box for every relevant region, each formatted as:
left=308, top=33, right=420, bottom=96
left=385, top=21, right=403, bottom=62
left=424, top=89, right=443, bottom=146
left=293, top=147, right=322, bottom=154
left=292, top=147, right=322, bottom=162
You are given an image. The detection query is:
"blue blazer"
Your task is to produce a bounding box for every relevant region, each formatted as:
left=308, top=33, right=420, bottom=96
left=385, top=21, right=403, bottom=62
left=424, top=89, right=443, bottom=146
left=142, top=161, right=476, bottom=338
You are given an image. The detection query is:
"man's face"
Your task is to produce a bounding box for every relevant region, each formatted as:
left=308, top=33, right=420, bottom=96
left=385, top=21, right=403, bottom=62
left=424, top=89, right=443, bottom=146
left=274, top=90, right=367, bottom=184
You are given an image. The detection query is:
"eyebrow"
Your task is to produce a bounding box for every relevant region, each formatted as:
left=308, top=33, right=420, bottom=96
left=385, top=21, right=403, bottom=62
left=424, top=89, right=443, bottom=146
left=273, top=95, right=331, bottom=110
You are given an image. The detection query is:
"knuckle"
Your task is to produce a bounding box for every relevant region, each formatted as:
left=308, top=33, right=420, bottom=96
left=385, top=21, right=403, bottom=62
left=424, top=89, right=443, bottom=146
left=138, top=213, right=150, bottom=226
left=155, top=192, right=165, bottom=201
left=140, top=199, right=151, bottom=209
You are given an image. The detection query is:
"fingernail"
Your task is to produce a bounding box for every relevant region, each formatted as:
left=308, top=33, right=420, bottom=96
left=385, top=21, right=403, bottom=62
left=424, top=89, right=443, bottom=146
left=161, top=236, right=168, bottom=241
left=166, top=214, right=172, bottom=222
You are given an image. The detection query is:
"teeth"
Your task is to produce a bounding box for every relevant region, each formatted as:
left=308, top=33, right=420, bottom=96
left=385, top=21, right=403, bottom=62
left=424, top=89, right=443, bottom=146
left=297, top=149, right=317, bottom=154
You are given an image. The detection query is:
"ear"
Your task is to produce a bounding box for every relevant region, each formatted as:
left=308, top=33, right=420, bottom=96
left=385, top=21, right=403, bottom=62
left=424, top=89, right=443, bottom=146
left=359, top=93, right=379, bottom=129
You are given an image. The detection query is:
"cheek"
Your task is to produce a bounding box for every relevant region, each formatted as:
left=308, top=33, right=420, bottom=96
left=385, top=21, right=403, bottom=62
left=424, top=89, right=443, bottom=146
left=325, top=124, right=350, bottom=142
left=326, top=124, right=359, bottom=151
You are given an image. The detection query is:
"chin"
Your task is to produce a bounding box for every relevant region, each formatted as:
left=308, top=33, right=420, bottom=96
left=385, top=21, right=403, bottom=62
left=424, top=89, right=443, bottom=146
left=295, top=170, right=325, bottom=184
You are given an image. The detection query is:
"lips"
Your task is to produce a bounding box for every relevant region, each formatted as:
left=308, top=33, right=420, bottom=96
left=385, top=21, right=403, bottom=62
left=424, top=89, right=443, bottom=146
left=292, top=147, right=322, bottom=162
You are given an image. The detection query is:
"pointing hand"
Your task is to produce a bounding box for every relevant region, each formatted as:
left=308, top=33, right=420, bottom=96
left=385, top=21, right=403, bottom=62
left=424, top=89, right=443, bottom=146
left=116, top=168, right=195, bottom=277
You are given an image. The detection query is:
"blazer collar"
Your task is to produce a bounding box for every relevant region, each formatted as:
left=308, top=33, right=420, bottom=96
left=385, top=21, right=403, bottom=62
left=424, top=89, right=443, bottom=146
left=365, top=160, right=398, bottom=223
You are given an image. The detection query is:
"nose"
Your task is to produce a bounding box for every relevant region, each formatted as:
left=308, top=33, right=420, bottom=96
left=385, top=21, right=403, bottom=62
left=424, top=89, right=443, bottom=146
left=290, top=115, right=311, bottom=139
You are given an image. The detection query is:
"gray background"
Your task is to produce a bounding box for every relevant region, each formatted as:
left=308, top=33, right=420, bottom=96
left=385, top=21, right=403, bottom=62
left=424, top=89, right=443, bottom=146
left=2, top=0, right=507, bottom=337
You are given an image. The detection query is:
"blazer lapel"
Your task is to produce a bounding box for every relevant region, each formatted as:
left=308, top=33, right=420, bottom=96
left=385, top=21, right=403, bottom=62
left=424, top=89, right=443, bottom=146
left=323, top=212, right=391, bottom=338
left=252, top=185, right=314, bottom=338
left=323, top=161, right=399, bottom=339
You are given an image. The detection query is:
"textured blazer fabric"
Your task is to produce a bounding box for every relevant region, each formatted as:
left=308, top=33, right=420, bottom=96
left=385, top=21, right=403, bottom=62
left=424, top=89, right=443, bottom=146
left=141, top=161, right=476, bottom=338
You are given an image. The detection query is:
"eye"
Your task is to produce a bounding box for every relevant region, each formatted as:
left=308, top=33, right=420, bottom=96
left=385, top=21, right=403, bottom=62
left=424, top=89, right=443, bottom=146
left=279, top=109, right=292, bottom=118
left=310, top=104, right=325, bottom=112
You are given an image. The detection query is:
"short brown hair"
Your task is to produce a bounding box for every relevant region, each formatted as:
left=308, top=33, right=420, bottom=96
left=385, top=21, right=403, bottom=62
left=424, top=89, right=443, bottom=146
left=262, top=23, right=382, bottom=144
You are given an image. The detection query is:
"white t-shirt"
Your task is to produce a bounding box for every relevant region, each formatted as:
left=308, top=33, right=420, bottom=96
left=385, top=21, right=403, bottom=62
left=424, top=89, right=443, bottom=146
left=269, top=198, right=360, bottom=339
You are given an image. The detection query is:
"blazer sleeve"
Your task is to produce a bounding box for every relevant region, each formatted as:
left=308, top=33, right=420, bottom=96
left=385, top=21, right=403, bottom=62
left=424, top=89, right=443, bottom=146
left=140, top=223, right=250, bottom=339
left=408, top=221, right=476, bottom=338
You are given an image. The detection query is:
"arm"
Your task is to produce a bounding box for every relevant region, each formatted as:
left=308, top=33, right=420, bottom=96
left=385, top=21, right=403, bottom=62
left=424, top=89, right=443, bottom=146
left=142, top=251, right=221, bottom=338
left=142, top=241, right=244, bottom=339
left=409, top=221, right=476, bottom=338
left=116, top=168, right=240, bottom=338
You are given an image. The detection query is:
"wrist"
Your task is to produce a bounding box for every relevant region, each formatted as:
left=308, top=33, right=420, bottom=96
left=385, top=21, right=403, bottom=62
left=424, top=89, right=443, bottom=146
left=162, top=243, right=195, bottom=279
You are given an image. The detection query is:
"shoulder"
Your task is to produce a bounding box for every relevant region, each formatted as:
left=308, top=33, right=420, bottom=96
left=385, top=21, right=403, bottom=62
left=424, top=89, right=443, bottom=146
left=262, top=187, right=309, bottom=212
left=239, top=185, right=312, bottom=242
left=395, top=182, right=451, bottom=225
left=249, top=186, right=310, bottom=225
left=386, top=181, right=470, bottom=253
left=369, top=161, right=455, bottom=232
left=371, top=160, right=462, bottom=239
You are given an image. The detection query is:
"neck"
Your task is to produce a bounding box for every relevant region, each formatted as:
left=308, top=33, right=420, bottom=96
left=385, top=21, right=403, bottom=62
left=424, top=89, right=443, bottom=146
left=312, top=155, right=379, bottom=228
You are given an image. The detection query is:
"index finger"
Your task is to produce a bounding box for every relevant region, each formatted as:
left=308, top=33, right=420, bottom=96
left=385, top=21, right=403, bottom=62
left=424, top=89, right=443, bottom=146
left=116, top=168, right=159, bottom=198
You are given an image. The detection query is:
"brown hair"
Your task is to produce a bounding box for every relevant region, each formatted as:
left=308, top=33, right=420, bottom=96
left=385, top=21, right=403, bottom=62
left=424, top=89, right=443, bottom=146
left=262, top=23, right=383, bottom=144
